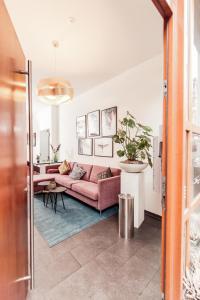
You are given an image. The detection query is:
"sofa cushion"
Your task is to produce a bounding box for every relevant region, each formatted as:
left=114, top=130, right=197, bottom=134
left=55, top=174, right=81, bottom=188
left=72, top=181, right=98, bottom=201
left=97, top=167, right=112, bottom=181
left=76, top=163, right=93, bottom=181
left=90, top=165, right=111, bottom=183
left=69, top=164, right=86, bottom=180
left=58, top=160, right=71, bottom=175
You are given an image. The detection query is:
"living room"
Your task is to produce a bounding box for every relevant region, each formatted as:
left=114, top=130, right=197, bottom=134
left=4, top=0, right=163, bottom=299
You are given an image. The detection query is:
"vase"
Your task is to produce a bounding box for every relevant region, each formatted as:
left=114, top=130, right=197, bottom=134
left=53, top=153, right=58, bottom=163
left=119, top=161, right=148, bottom=173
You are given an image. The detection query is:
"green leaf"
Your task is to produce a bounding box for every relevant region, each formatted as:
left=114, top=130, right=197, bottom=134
left=137, top=123, right=152, bottom=132
left=117, top=150, right=125, bottom=157
left=113, top=135, right=121, bottom=143
left=127, top=119, right=135, bottom=128
left=121, top=118, right=128, bottom=126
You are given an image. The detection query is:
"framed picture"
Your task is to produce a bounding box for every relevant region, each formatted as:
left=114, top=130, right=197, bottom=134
left=76, top=115, right=86, bottom=138
left=87, top=110, right=100, bottom=137
left=101, top=106, right=117, bottom=137
left=94, top=137, right=113, bottom=157
left=78, top=138, right=93, bottom=156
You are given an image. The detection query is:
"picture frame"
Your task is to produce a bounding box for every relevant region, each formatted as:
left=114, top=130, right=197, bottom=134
left=94, top=137, right=113, bottom=157
left=101, top=106, right=117, bottom=137
left=87, top=110, right=100, bottom=137
left=76, top=115, right=86, bottom=138
left=78, top=138, right=93, bottom=156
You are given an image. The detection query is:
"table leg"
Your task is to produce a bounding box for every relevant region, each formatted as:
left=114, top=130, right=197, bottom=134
left=42, top=192, right=45, bottom=206
left=61, top=192, right=65, bottom=210
left=45, top=193, right=50, bottom=207
left=50, top=193, right=54, bottom=208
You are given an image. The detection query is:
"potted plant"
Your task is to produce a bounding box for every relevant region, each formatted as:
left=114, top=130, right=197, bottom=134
left=113, top=111, right=153, bottom=173
left=51, top=144, right=61, bottom=163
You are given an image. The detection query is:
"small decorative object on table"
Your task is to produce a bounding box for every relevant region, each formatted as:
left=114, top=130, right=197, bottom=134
left=47, top=181, right=56, bottom=190
left=113, top=111, right=153, bottom=173
left=51, top=144, right=61, bottom=163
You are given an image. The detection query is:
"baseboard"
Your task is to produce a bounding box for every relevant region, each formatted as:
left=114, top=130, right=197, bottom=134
left=144, top=210, right=162, bottom=221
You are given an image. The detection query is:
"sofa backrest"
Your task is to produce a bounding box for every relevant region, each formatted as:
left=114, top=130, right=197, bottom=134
left=69, top=162, right=74, bottom=171
left=110, top=167, right=121, bottom=177
left=89, top=165, right=121, bottom=183
left=76, top=163, right=93, bottom=181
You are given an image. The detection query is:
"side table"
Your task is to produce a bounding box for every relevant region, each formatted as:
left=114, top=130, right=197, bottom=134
left=48, top=187, right=67, bottom=213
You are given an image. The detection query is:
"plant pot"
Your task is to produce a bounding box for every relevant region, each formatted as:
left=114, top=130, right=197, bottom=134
left=119, top=161, right=148, bottom=173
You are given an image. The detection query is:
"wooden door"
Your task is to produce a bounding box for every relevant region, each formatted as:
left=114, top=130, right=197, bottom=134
left=0, top=1, right=28, bottom=299
left=151, top=0, right=185, bottom=299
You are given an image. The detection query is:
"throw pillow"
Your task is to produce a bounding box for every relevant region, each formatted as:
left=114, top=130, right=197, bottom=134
left=69, top=164, right=86, bottom=180
left=58, top=160, right=71, bottom=175
left=97, top=167, right=112, bottom=180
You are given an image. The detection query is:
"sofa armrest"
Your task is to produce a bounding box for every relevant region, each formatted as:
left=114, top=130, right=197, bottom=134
left=98, top=175, right=121, bottom=211
left=45, top=164, right=61, bottom=173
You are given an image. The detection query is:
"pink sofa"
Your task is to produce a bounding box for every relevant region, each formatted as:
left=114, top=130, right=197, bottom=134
left=44, top=162, right=121, bottom=212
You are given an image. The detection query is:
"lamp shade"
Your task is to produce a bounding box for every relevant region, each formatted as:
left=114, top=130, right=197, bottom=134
left=37, top=77, right=74, bottom=105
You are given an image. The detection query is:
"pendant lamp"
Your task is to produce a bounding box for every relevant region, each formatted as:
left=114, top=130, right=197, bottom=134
left=37, top=41, right=74, bottom=105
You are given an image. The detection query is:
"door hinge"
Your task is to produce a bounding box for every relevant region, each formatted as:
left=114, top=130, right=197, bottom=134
left=163, top=80, right=168, bottom=97
left=162, top=176, right=166, bottom=210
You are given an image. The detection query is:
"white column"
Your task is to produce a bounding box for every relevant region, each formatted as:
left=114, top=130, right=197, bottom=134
left=121, top=171, right=145, bottom=228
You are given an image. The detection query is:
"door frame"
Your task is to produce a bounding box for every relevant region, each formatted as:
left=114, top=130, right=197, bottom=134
left=151, top=0, right=185, bottom=299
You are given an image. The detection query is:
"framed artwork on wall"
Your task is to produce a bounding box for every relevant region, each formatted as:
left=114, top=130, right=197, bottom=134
left=94, top=137, right=113, bottom=157
left=87, top=110, right=100, bottom=137
left=76, top=115, right=86, bottom=138
left=78, top=138, right=93, bottom=156
left=101, top=106, right=117, bottom=137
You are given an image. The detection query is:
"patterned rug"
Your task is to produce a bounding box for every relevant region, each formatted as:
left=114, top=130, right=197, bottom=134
left=34, top=194, right=118, bottom=247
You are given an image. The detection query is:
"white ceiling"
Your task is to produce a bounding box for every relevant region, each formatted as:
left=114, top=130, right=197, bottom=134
left=5, top=0, right=163, bottom=96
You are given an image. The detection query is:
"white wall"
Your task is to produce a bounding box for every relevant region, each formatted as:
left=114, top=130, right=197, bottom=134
left=32, top=98, right=59, bottom=162
left=59, top=54, right=163, bottom=215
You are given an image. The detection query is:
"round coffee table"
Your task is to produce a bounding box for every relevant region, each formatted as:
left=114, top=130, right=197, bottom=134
left=38, top=181, right=51, bottom=205
left=48, top=187, right=67, bottom=213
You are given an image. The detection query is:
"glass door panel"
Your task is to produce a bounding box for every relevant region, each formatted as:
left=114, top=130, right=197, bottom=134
left=192, top=134, right=200, bottom=199
left=191, top=0, right=200, bottom=126
left=183, top=1, right=200, bottom=299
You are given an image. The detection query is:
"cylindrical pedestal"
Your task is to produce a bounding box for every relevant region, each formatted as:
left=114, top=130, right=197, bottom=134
left=118, top=194, right=134, bottom=239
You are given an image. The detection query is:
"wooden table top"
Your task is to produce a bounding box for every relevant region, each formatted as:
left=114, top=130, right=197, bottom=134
left=49, top=186, right=67, bottom=193
left=38, top=181, right=51, bottom=186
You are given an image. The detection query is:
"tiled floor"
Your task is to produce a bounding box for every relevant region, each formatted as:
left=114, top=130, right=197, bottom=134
left=27, top=214, right=161, bottom=300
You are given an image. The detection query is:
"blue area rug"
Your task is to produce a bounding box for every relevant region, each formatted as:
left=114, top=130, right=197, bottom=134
left=34, top=194, right=118, bottom=247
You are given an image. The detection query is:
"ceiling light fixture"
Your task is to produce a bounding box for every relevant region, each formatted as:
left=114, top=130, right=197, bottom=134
left=37, top=40, right=74, bottom=105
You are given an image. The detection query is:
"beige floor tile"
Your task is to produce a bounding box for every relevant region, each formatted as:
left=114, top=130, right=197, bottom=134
left=46, top=261, right=110, bottom=300
left=30, top=215, right=161, bottom=300
left=35, top=251, right=80, bottom=292
left=70, top=235, right=116, bottom=265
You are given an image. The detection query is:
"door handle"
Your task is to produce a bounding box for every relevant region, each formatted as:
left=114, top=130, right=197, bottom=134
left=16, top=61, right=34, bottom=289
